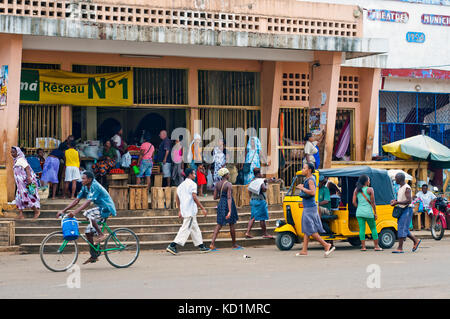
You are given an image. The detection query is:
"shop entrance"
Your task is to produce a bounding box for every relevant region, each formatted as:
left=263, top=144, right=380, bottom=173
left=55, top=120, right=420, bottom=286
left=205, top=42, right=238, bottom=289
left=73, top=107, right=186, bottom=147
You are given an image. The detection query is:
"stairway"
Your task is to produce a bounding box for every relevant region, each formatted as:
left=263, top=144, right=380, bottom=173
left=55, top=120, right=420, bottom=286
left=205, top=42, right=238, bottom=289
left=7, top=199, right=284, bottom=254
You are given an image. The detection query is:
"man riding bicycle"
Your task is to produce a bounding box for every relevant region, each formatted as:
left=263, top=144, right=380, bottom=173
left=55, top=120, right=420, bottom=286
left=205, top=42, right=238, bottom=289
left=57, top=171, right=117, bottom=265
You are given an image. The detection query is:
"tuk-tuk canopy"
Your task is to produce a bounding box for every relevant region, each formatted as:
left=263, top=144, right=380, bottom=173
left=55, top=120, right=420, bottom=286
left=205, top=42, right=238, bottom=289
left=318, top=166, right=395, bottom=205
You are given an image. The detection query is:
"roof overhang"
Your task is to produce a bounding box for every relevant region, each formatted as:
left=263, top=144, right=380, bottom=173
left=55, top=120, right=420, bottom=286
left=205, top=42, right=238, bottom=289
left=1, top=15, right=388, bottom=64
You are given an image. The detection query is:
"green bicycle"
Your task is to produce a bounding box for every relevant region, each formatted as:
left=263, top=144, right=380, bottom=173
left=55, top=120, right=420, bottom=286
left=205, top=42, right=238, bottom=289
left=40, top=217, right=140, bottom=272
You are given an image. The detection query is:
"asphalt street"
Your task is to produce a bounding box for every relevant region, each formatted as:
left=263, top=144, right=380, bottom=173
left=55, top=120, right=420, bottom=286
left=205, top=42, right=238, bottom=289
left=1, top=239, right=449, bottom=299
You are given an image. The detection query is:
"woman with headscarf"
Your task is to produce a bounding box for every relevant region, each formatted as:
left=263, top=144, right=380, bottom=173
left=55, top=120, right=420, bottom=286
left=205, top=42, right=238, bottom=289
left=187, top=133, right=202, bottom=170
left=92, top=140, right=118, bottom=185
left=11, top=146, right=40, bottom=219
left=243, top=136, right=262, bottom=185
left=210, top=167, right=240, bottom=251
left=212, top=138, right=227, bottom=186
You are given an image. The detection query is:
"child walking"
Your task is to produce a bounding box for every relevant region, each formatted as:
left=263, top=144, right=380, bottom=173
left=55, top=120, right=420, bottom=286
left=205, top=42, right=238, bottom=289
left=196, top=163, right=207, bottom=197
left=64, top=141, right=81, bottom=199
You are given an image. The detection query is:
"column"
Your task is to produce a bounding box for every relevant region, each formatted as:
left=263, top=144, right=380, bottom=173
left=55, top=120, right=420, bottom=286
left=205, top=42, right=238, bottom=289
left=309, top=51, right=343, bottom=169
left=60, top=62, right=72, bottom=141
left=260, top=61, right=283, bottom=177
left=358, top=68, right=381, bottom=161
left=0, top=34, right=23, bottom=202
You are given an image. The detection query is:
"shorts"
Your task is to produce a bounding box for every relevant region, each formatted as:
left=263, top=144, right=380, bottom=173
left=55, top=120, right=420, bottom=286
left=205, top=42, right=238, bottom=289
left=83, top=207, right=107, bottom=235
left=162, top=163, right=172, bottom=178
left=65, top=166, right=81, bottom=182
left=138, top=159, right=153, bottom=178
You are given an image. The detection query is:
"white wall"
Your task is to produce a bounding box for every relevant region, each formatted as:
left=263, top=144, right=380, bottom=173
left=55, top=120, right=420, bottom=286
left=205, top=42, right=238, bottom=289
left=383, top=77, right=450, bottom=93
left=298, top=0, right=450, bottom=71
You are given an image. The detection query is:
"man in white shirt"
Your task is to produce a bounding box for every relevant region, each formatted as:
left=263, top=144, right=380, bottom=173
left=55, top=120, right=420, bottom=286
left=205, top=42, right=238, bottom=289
left=415, top=184, right=437, bottom=212
left=166, top=168, right=210, bottom=255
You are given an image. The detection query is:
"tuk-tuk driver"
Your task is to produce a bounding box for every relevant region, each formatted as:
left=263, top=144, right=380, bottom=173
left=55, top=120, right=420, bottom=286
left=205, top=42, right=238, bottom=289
left=318, top=176, right=332, bottom=217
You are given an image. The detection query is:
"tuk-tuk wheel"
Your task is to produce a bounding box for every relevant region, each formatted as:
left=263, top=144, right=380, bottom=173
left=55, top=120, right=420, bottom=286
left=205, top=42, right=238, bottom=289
left=276, top=232, right=296, bottom=251
left=348, top=237, right=361, bottom=247
left=378, top=228, right=396, bottom=249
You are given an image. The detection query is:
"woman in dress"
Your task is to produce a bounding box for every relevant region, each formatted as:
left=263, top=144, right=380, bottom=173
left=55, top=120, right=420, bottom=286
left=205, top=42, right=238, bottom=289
left=92, top=140, right=117, bottom=185
left=11, top=146, right=40, bottom=219
left=296, top=162, right=334, bottom=257
left=243, top=136, right=262, bottom=185
left=212, top=138, right=227, bottom=186
left=41, top=150, right=61, bottom=200
left=210, top=168, right=240, bottom=251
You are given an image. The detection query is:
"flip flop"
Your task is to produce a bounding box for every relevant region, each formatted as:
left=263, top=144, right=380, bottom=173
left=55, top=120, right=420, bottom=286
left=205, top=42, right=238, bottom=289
left=324, top=246, right=336, bottom=257
left=360, top=249, right=367, bottom=252
left=210, top=248, right=219, bottom=252
left=412, top=239, right=422, bottom=252
left=374, top=248, right=383, bottom=251
left=263, top=235, right=274, bottom=239
left=232, top=246, right=243, bottom=250
left=392, top=250, right=404, bottom=254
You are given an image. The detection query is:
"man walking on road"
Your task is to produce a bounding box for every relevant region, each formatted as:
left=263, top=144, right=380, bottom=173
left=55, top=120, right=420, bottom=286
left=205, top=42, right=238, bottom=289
left=166, top=168, right=210, bottom=255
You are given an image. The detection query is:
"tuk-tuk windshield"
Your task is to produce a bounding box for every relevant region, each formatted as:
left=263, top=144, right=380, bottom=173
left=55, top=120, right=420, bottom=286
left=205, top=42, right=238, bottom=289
left=288, top=175, right=306, bottom=196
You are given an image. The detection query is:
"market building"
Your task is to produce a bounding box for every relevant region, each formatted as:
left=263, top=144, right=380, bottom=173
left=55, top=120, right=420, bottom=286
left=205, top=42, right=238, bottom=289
left=0, top=0, right=389, bottom=203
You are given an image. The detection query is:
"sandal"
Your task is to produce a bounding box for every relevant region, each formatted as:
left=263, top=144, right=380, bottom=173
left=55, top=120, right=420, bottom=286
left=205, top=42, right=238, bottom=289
left=263, top=235, right=274, bottom=239
left=374, top=248, right=383, bottom=251
left=82, top=257, right=98, bottom=264
left=412, top=239, right=422, bottom=252
left=232, top=245, right=243, bottom=250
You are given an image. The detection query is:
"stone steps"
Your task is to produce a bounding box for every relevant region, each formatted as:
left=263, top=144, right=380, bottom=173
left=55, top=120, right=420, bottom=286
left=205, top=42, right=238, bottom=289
left=6, top=201, right=284, bottom=254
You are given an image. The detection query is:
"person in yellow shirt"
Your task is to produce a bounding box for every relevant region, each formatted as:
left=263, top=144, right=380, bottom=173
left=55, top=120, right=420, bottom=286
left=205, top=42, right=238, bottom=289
left=64, top=142, right=81, bottom=199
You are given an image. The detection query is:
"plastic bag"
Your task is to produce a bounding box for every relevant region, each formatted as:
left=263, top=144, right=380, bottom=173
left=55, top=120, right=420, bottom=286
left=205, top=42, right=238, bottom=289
left=121, top=151, right=132, bottom=168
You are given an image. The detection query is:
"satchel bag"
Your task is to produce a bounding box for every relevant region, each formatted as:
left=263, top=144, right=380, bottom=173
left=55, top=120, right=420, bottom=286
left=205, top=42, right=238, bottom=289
left=392, top=206, right=403, bottom=219
left=299, top=177, right=314, bottom=199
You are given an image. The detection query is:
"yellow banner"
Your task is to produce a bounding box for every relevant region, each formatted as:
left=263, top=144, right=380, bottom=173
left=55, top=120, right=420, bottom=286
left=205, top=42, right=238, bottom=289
left=20, top=69, right=133, bottom=106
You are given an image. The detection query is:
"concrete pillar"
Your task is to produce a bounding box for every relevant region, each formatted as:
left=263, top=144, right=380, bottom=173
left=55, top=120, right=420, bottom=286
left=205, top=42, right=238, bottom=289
left=358, top=68, right=381, bottom=161
left=260, top=61, right=282, bottom=177
left=188, top=67, right=200, bottom=137
left=0, top=34, right=23, bottom=201
left=309, top=51, right=343, bottom=169
left=60, top=62, right=73, bottom=141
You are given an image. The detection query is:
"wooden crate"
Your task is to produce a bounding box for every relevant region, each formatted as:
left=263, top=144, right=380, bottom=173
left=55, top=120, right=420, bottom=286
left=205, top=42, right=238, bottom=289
left=232, top=185, right=240, bottom=207
left=151, top=187, right=166, bottom=209
left=0, top=221, right=15, bottom=246
left=108, top=186, right=129, bottom=210
left=239, top=185, right=250, bottom=207
left=163, top=187, right=172, bottom=209
left=412, top=212, right=422, bottom=230
left=153, top=174, right=163, bottom=188
left=171, top=187, right=178, bottom=209
left=107, top=174, right=129, bottom=186
left=129, top=185, right=148, bottom=210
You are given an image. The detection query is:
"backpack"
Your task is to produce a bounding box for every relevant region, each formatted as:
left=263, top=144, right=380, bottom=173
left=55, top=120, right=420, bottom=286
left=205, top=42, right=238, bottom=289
left=61, top=217, right=79, bottom=241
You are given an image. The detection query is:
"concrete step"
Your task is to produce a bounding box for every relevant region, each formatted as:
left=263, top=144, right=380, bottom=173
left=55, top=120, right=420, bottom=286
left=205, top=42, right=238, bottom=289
left=23, top=198, right=221, bottom=211
left=7, top=204, right=282, bottom=219
left=19, top=236, right=277, bottom=254
left=15, top=218, right=281, bottom=235
left=13, top=210, right=284, bottom=228
left=14, top=222, right=279, bottom=244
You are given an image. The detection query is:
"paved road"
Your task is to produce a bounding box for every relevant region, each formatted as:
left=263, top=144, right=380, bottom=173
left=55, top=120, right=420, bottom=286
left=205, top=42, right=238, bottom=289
left=1, top=239, right=450, bottom=299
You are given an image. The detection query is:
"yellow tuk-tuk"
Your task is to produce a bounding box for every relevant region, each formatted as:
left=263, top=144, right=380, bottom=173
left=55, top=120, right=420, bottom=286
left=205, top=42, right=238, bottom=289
left=274, top=166, right=398, bottom=250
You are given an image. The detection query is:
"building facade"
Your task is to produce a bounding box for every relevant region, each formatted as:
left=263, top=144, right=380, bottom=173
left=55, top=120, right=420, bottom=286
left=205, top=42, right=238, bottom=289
left=0, top=0, right=388, bottom=202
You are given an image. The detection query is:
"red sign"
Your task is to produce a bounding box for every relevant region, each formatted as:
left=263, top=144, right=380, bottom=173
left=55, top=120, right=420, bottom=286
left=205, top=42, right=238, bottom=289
left=421, top=14, right=450, bottom=26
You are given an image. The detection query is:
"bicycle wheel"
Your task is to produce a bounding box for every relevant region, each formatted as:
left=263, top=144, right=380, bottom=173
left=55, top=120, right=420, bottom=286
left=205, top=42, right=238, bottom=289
left=104, top=228, right=140, bottom=268
left=40, top=231, right=78, bottom=272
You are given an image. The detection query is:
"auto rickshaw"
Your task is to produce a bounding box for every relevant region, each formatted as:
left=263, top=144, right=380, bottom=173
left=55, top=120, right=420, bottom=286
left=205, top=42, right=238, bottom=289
left=274, top=166, right=398, bottom=250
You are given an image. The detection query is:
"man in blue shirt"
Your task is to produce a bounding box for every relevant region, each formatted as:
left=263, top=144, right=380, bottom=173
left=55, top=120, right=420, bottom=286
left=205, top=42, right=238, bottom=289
left=57, top=171, right=116, bottom=264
